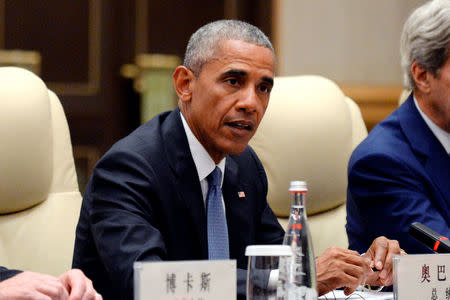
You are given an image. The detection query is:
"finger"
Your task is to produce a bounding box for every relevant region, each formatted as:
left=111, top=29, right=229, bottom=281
left=335, top=252, right=371, bottom=284
left=341, top=272, right=362, bottom=296
left=372, top=237, right=389, bottom=270
left=339, top=251, right=369, bottom=267
left=378, top=269, right=394, bottom=286
left=342, top=263, right=366, bottom=280
left=380, top=240, right=400, bottom=280
left=365, top=267, right=381, bottom=284
left=367, top=272, right=384, bottom=287
left=340, top=273, right=361, bottom=294
left=344, top=286, right=354, bottom=296
left=80, top=279, right=97, bottom=300
left=67, top=278, right=86, bottom=300
left=345, top=254, right=372, bottom=277
left=383, top=273, right=394, bottom=286
left=62, top=270, right=87, bottom=300
left=36, top=281, right=69, bottom=300
left=343, top=264, right=367, bottom=288
left=95, top=293, right=103, bottom=300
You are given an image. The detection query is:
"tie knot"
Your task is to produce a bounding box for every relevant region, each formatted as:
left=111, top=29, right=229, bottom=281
left=207, top=167, right=222, bottom=187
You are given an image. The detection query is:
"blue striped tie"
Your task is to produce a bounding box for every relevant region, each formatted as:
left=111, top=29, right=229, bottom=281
left=206, top=167, right=229, bottom=259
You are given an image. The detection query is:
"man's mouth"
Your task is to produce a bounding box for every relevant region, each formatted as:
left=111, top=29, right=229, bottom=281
left=226, top=121, right=254, bottom=131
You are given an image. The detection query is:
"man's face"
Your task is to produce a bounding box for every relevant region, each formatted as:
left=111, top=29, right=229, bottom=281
left=183, top=39, right=274, bottom=162
left=428, top=56, right=450, bottom=132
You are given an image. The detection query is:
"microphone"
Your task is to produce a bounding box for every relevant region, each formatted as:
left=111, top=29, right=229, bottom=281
left=408, top=222, right=450, bottom=253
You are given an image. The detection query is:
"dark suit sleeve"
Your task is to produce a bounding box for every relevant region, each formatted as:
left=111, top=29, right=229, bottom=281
left=86, top=150, right=166, bottom=299
left=0, top=267, right=22, bottom=282
left=347, top=153, right=449, bottom=254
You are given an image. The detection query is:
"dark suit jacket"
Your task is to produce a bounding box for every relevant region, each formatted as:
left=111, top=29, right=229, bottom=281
left=346, top=93, right=450, bottom=254
left=0, top=266, right=21, bottom=281
left=72, top=108, right=284, bottom=300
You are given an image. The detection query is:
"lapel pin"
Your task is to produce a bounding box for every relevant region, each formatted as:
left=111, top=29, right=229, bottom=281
left=238, top=191, right=245, bottom=198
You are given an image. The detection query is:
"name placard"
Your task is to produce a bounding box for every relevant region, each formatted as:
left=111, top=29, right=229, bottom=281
left=134, top=260, right=236, bottom=300
left=394, top=254, right=450, bottom=300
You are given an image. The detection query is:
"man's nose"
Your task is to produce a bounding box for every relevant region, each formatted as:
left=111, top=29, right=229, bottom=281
left=236, top=86, right=258, bottom=112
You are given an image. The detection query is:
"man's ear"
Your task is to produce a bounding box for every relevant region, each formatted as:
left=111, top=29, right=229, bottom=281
left=173, top=66, right=194, bottom=102
left=411, top=61, right=431, bottom=93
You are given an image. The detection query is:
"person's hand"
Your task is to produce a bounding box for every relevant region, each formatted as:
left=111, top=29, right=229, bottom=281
left=59, top=269, right=102, bottom=300
left=363, top=236, right=405, bottom=287
left=316, top=247, right=371, bottom=296
left=0, top=271, right=69, bottom=300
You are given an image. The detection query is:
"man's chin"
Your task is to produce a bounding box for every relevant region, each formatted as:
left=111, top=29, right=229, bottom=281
left=226, top=144, right=249, bottom=156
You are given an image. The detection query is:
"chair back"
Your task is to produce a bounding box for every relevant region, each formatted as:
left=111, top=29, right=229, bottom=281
left=0, top=67, right=82, bottom=276
left=250, top=75, right=367, bottom=255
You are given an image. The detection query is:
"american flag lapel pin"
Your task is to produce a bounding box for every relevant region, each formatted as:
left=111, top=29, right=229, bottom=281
left=238, top=191, right=246, bottom=198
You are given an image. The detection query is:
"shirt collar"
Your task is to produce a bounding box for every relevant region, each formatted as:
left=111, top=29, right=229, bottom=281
left=180, top=112, right=226, bottom=184
left=413, top=95, right=450, bottom=155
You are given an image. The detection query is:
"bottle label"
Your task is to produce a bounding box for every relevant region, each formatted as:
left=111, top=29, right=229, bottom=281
left=289, top=224, right=302, bottom=230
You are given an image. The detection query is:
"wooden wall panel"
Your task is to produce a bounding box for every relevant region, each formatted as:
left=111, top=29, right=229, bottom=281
left=0, top=0, right=272, bottom=191
left=2, top=0, right=100, bottom=96
left=341, top=85, right=403, bottom=131
left=144, top=1, right=223, bottom=57
left=4, top=1, right=89, bottom=83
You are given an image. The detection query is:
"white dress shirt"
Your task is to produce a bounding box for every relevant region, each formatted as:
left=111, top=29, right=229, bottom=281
left=180, top=112, right=226, bottom=208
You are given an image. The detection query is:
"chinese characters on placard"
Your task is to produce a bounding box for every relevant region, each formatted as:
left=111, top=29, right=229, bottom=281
left=420, top=263, right=449, bottom=299
left=166, top=272, right=211, bottom=299
left=438, top=265, right=447, bottom=281
left=422, top=264, right=431, bottom=283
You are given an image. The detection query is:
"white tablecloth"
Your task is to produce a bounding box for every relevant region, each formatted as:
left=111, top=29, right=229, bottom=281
left=319, top=290, right=393, bottom=299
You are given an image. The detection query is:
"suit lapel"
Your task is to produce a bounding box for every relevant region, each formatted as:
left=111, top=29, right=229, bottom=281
left=399, top=95, right=450, bottom=216
left=162, top=109, right=208, bottom=258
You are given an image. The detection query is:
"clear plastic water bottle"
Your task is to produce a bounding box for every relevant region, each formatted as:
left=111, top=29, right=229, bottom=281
left=278, top=181, right=317, bottom=300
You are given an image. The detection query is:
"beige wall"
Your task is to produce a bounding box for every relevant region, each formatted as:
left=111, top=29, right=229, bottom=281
left=274, top=0, right=426, bottom=84
left=273, top=0, right=427, bottom=129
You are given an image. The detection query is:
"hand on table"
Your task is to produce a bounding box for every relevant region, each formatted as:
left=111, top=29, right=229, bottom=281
left=0, top=269, right=102, bottom=300
left=0, top=271, right=69, bottom=300
left=316, top=247, right=371, bottom=296
left=363, top=236, right=406, bottom=287
left=59, top=268, right=102, bottom=300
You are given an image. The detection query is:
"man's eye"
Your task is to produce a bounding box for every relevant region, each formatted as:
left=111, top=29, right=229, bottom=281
left=259, top=84, right=271, bottom=93
left=227, top=78, right=238, bottom=85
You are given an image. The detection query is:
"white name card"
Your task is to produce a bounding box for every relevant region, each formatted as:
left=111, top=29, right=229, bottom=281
left=393, top=254, right=450, bottom=300
left=134, top=260, right=236, bottom=300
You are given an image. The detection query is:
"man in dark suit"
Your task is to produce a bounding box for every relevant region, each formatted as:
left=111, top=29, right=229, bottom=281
left=73, top=20, right=284, bottom=300
left=0, top=266, right=100, bottom=299
left=73, top=20, right=402, bottom=299
left=347, top=0, right=449, bottom=255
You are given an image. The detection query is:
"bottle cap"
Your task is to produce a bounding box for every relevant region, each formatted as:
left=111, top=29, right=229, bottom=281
left=289, top=180, right=308, bottom=192
left=245, top=245, right=292, bottom=256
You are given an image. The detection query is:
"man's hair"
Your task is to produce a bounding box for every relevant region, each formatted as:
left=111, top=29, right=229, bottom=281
left=400, top=0, right=450, bottom=90
left=183, top=20, right=274, bottom=76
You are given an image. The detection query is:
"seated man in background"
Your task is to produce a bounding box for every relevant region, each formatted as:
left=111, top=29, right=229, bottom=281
left=73, top=20, right=402, bottom=299
left=347, top=0, right=449, bottom=254
left=0, top=266, right=101, bottom=299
